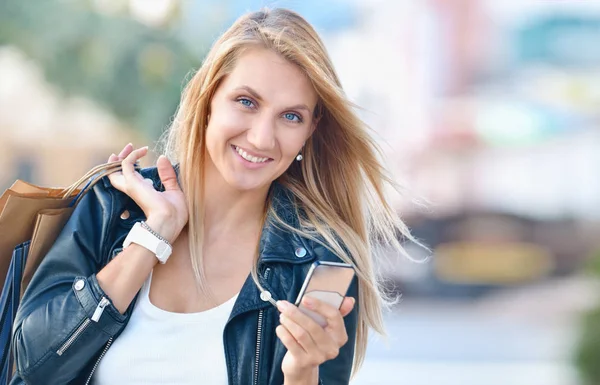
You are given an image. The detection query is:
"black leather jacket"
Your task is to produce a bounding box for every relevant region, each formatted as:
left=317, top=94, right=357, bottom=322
left=10, top=167, right=358, bottom=385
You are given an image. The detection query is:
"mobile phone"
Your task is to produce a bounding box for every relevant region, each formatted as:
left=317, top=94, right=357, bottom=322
left=294, top=261, right=355, bottom=327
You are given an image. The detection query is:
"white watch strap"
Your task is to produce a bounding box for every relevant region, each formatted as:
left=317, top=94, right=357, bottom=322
left=123, top=222, right=172, bottom=263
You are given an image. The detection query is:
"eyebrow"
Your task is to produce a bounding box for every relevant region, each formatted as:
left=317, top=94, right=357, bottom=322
left=234, top=85, right=312, bottom=113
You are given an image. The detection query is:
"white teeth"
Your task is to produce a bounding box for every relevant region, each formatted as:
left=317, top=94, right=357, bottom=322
left=235, top=146, right=268, bottom=163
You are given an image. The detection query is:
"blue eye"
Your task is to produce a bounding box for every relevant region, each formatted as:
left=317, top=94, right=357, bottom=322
left=284, top=112, right=302, bottom=123
left=238, top=98, right=255, bottom=108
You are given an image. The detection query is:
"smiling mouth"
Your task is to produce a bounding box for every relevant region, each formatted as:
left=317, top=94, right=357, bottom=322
left=232, top=145, right=272, bottom=164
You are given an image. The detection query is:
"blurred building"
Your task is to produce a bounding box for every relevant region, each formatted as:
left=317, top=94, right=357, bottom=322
left=323, top=0, right=600, bottom=293
left=1, top=0, right=598, bottom=289
left=1, top=2, right=599, bottom=384
left=0, top=47, right=144, bottom=190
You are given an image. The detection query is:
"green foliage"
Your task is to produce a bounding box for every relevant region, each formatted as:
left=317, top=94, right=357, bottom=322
left=0, top=0, right=201, bottom=138
left=575, top=247, right=600, bottom=385
left=575, top=306, right=600, bottom=385
left=584, top=248, right=600, bottom=277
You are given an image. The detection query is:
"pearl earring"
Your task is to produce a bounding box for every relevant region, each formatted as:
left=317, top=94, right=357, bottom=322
left=296, top=154, right=303, bottom=161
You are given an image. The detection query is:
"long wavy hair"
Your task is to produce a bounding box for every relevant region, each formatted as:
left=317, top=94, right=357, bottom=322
left=161, top=8, right=414, bottom=376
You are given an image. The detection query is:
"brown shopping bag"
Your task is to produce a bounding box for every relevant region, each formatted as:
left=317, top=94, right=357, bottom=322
left=0, top=182, right=78, bottom=291
left=0, top=161, right=123, bottom=292
left=0, top=161, right=124, bottom=384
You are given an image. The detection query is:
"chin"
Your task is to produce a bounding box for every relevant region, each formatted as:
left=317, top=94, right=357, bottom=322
left=224, top=173, right=273, bottom=192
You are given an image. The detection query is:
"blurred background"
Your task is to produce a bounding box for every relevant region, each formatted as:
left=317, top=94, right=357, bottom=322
left=1, top=0, right=599, bottom=384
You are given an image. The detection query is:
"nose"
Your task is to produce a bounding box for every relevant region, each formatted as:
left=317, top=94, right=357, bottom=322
left=247, top=115, right=276, bottom=151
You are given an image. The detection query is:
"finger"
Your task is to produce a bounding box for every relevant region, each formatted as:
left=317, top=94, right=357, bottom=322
left=301, top=296, right=353, bottom=324
left=122, top=146, right=148, bottom=179
left=280, top=311, right=341, bottom=363
left=157, top=155, right=180, bottom=191
left=277, top=301, right=330, bottom=345
left=108, top=153, right=120, bottom=171
left=300, top=297, right=350, bottom=344
left=276, top=325, right=307, bottom=359
left=107, top=153, right=123, bottom=188
left=279, top=313, right=321, bottom=355
left=118, top=143, right=133, bottom=159
left=339, top=297, right=355, bottom=318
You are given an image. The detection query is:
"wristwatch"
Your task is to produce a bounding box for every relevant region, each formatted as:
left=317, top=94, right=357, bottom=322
left=123, top=221, right=172, bottom=264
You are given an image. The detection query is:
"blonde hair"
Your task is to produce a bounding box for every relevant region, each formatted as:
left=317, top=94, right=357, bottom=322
left=161, top=8, right=413, bottom=377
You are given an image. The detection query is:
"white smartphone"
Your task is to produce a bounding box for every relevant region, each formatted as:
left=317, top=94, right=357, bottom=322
left=294, top=261, right=355, bottom=327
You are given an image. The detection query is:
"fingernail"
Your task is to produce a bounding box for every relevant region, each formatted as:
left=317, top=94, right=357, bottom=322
left=351, top=297, right=356, bottom=306
left=276, top=301, right=289, bottom=312
left=303, top=297, right=314, bottom=308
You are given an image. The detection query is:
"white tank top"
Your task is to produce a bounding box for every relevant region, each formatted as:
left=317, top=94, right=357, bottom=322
left=94, top=271, right=238, bottom=385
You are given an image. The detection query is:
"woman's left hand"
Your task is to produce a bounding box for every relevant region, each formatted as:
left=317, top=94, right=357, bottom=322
left=276, top=296, right=356, bottom=384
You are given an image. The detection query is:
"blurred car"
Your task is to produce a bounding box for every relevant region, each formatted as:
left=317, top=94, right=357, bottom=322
left=377, top=211, right=590, bottom=298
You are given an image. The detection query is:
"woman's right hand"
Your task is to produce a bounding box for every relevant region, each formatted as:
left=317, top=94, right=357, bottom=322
left=108, top=143, right=188, bottom=243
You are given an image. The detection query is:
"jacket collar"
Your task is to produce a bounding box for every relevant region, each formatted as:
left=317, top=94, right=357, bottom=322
left=258, top=182, right=317, bottom=265
left=112, top=166, right=319, bottom=265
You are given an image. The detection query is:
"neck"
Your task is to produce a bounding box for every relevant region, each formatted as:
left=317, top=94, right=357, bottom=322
left=202, top=162, right=270, bottom=238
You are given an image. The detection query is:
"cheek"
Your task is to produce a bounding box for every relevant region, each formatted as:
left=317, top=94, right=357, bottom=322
left=206, top=107, right=248, bottom=145
left=278, top=130, right=310, bottom=158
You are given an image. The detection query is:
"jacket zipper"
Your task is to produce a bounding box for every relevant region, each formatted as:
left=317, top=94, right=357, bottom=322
left=84, top=337, right=113, bottom=385
left=56, top=297, right=110, bottom=356
left=254, top=267, right=271, bottom=385
left=56, top=319, right=90, bottom=356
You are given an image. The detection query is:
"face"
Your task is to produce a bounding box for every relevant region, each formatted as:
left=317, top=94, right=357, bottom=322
left=204, top=47, right=318, bottom=192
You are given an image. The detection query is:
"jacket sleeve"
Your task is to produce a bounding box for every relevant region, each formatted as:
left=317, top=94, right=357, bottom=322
left=318, top=277, right=359, bottom=385
left=11, top=181, right=128, bottom=384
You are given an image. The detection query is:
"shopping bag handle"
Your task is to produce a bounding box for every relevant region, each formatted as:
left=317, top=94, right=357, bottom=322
left=60, top=160, right=141, bottom=207
left=60, top=161, right=123, bottom=199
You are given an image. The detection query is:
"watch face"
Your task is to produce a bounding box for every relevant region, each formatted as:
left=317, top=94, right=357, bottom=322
left=156, top=242, right=169, bottom=260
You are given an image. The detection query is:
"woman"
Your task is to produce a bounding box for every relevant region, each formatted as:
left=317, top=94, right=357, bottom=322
left=10, top=8, right=411, bottom=385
